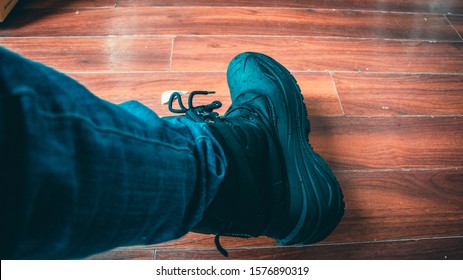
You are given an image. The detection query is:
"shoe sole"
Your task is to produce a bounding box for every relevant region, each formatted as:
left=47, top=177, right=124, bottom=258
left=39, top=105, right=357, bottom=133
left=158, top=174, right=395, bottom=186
left=231, top=52, right=345, bottom=245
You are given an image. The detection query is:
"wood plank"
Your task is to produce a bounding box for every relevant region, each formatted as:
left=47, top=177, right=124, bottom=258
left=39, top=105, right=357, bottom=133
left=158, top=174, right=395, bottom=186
left=329, top=169, right=463, bottom=242
left=20, top=0, right=116, bottom=8
left=1, top=7, right=459, bottom=40
left=333, top=73, right=463, bottom=116
left=154, top=237, right=463, bottom=259
left=447, top=15, right=463, bottom=39
left=129, top=168, right=463, bottom=249
left=70, top=72, right=343, bottom=117
left=310, top=116, right=463, bottom=170
left=0, top=37, right=172, bottom=72
left=86, top=249, right=154, bottom=260
left=117, top=1, right=463, bottom=14
left=172, top=37, right=463, bottom=73
left=20, top=0, right=463, bottom=14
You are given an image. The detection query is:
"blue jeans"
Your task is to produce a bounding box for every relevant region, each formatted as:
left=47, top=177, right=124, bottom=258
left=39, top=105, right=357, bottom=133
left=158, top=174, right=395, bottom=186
left=0, top=47, right=227, bottom=259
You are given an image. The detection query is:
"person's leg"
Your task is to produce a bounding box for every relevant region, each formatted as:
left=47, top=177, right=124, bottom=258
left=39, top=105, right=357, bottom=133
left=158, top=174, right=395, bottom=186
left=0, top=47, right=226, bottom=259
left=1, top=47, right=344, bottom=259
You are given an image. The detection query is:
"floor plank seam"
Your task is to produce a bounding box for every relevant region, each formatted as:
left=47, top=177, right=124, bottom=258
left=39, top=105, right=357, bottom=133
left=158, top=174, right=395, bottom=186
left=169, top=36, right=175, bottom=72
left=3, top=35, right=463, bottom=44
left=328, top=71, right=463, bottom=76
left=119, top=249, right=159, bottom=253
left=328, top=72, right=346, bottom=116
left=0, top=35, right=176, bottom=39
left=152, top=235, right=463, bottom=252
left=66, top=70, right=227, bottom=75
left=444, top=15, right=463, bottom=41
left=146, top=35, right=463, bottom=43
left=16, top=6, right=455, bottom=16
left=62, top=70, right=463, bottom=76
left=307, top=236, right=463, bottom=248
left=336, top=114, right=463, bottom=118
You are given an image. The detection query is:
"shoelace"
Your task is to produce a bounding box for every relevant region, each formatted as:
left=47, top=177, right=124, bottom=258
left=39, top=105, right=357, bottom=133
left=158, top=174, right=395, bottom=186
left=167, top=90, right=229, bottom=257
left=214, top=235, right=228, bottom=257
left=168, top=90, right=222, bottom=122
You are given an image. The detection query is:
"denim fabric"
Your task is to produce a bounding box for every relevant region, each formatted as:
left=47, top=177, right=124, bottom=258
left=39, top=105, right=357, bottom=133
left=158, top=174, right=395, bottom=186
left=0, top=47, right=227, bottom=259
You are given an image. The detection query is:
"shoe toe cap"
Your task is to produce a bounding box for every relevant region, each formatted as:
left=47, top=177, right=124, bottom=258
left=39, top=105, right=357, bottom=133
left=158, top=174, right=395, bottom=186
left=227, top=52, right=280, bottom=101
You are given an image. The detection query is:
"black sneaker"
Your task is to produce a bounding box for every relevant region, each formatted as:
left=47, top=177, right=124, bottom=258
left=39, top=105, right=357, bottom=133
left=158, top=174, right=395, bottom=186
left=169, top=52, right=344, bottom=255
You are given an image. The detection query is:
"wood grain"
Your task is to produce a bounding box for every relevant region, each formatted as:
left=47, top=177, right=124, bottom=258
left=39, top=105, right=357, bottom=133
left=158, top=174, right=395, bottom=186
left=332, top=73, right=463, bottom=116
left=1, top=7, right=459, bottom=40
left=172, top=37, right=463, bottom=73
left=154, top=237, right=463, bottom=260
left=330, top=169, right=463, bottom=243
left=310, top=116, right=463, bottom=170
left=4, top=36, right=462, bottom=74
left=86, top=249, right=154, bottom=260
left=70, top=72, right=343, bottom=117
left=20, top=0, right=463, bottom=14
left=0, top=37, right=173, bottom=72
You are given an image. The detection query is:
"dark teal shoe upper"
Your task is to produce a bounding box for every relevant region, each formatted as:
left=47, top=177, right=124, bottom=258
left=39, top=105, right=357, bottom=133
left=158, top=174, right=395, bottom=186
left=174, top=52, right=344, bottom=250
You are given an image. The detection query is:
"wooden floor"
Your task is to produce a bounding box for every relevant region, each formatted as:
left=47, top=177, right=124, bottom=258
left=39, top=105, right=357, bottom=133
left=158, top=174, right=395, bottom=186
left=1, top=0, right=462, bottom=259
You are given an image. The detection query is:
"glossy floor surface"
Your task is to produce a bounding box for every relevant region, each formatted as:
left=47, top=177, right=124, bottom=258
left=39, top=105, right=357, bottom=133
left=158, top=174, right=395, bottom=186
left=1, top=0, right=462, bottom=259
